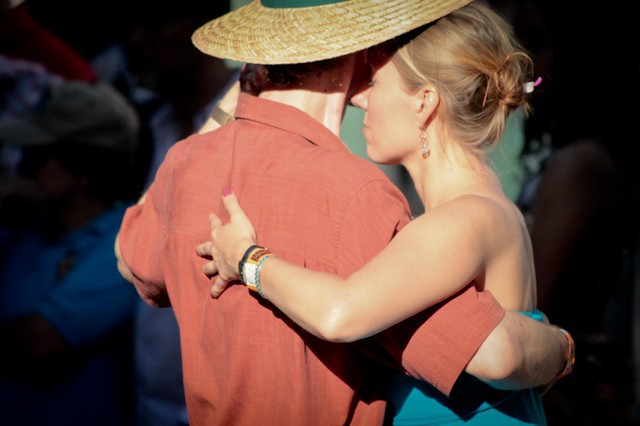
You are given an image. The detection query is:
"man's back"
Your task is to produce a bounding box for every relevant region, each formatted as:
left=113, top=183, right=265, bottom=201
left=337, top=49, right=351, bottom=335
left=118, top=94, right=411, bottom=425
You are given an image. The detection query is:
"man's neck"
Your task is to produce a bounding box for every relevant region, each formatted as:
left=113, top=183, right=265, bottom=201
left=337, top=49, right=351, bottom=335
left=260, top=89, right=348, bottom=136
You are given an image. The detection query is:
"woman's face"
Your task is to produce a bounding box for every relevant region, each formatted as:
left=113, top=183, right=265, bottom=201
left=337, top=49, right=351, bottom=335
left=350, top=55, right=418, bottom=165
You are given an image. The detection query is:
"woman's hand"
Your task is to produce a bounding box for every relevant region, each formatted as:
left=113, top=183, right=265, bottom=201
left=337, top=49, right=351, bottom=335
left=195, top=190, right=257, bottom=298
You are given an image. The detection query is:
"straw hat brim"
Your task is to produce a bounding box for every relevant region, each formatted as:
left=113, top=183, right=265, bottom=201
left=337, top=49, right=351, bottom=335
left=192, top=0, right=473, bottom=65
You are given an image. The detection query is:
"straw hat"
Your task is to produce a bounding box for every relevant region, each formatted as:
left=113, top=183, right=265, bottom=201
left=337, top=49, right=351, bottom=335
left=192, top=0, right=473, bottom=65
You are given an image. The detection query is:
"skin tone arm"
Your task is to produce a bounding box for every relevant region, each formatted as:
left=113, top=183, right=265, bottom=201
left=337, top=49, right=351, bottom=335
left=203, top=193, right=518, bottom=342
left=196, top=192, right=571, bottom=389
left=468, top=311, right=568, bottom=390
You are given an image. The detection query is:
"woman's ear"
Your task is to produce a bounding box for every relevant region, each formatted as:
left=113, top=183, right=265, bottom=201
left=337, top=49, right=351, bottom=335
left=415, top=86, right=438, bottom=126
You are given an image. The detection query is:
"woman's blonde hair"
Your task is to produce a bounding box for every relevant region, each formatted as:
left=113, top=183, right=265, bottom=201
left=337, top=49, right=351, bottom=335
left=392, top=2, right=533, bottom=154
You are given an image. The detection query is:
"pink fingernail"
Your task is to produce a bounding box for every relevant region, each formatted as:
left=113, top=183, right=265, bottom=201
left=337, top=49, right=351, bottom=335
left=222, top=188, right=232, bottom=196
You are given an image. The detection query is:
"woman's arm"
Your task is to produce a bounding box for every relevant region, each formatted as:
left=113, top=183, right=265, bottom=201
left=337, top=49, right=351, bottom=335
left=469, top=312, right=573, bottom=390
left=198, top=191, right=574, bottom=390
left=200, top=191, right=490, bottom=342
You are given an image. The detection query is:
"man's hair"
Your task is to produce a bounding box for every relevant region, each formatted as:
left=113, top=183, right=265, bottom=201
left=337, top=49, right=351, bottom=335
left=240, top=56, right=351, bottom=95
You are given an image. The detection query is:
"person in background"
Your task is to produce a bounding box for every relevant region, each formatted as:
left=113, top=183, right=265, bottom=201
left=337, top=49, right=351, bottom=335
left=200, top=3, right=566, bottom=424
left=20, top=0, right=134, bottom=73
left=515, top=1, right=638, bottom=423
left=0, top=0, right=97, bottom=83
left=125, top=0, right=237, bottom=189
left=122, top=2, right=239, bottom=425
left=1, top=0, right=99, bottom=182
left=116, top=1, right=570, bottom=424
left=0, top=54, right=58, bottom=178
left=0, top=77, right=140, bottom=426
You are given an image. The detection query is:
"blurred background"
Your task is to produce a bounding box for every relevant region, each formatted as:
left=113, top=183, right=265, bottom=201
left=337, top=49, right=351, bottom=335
left=1, top=0, right=638, bottom=425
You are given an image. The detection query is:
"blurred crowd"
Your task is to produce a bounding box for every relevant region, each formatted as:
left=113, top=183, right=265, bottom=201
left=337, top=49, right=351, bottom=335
left=1, top=0, right=638, bottom=425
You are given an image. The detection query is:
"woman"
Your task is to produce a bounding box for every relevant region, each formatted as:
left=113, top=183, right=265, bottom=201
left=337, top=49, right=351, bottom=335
left=198, top=3, right=569, bottom=424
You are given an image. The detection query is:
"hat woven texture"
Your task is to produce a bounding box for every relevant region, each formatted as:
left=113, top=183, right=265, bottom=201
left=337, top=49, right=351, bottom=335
left=192, top=0, right=472, bottom=64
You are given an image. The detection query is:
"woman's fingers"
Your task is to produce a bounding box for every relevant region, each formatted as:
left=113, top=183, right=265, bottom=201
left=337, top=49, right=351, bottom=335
left=221, top=190, right=256, bottom=243
left=195, top=241, right=213, bottom=259
left=209, top=212, right=222, bottom=226
left=209, top=213, right=223, bottom=238
left=222, top=191, right=242, bottom=217
left=202, top=260, right=219, bottom=276
left=210, top=276, right=231, bottom=298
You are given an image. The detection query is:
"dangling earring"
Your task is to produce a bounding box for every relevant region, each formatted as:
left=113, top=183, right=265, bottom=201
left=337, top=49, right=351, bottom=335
left=419, top=131, right=430, bottom=159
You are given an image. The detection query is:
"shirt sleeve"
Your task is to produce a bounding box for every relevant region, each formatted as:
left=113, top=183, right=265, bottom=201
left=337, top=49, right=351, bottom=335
left=117, top=149, right=176, bottom=308
left=369, top=287, right=504, bottom=397
left=338, top=180, right=505, bottom=397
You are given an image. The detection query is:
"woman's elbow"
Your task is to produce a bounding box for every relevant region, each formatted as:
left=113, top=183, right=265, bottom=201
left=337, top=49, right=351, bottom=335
left=468, top=324, right=521, bottom=386
left=480, top=350, right=520, bottom=385
left=313, top=303, right=363, bottom=343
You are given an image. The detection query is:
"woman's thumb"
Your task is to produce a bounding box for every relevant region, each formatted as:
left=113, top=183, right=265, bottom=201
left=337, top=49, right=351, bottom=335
left=221, top=189, right=240, bottom=216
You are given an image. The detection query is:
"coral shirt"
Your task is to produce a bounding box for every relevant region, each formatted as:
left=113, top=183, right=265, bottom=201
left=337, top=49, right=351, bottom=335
left=118, top=94, right=504, bottom=425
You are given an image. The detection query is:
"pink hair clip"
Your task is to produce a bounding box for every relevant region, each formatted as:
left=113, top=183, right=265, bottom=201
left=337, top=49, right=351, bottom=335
left=524, top=76, right=542, bottom=94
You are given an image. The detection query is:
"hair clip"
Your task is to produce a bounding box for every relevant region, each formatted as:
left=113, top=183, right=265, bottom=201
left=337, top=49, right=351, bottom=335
left=524, top=76, right=543, bottom=94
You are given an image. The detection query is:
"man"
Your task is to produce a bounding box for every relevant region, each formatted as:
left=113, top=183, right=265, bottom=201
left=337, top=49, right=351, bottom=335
left=115, top=1, right=571, bottom=424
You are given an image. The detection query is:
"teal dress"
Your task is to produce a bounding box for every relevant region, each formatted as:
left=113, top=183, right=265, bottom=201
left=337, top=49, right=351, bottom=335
left=387, top=311, right=547, bottom=425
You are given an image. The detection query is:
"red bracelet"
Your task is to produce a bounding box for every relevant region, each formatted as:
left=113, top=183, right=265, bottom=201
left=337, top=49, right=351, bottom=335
left=552, top=326, right=575, bottom=380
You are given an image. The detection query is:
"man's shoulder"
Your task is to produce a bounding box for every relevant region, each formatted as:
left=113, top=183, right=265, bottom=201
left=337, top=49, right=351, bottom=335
left=161, top=127, right=234, bottom=164
left=303, top=150, right=408, bottom=215
left=319, top=151, right=399, bottom=198
left=314, top=148, right=389, bottom=181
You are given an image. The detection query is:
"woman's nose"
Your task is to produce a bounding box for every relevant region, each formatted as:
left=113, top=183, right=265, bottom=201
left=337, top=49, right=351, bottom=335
left=350, top=90, right=368, bottom=110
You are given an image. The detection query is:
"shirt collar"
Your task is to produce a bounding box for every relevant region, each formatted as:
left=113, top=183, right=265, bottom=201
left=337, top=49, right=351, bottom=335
left=234, top=93, right=351, bottom=154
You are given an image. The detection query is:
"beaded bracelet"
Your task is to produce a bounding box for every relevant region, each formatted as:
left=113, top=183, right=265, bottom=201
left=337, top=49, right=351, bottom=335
left=253, top=255, right=272, bottom=297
